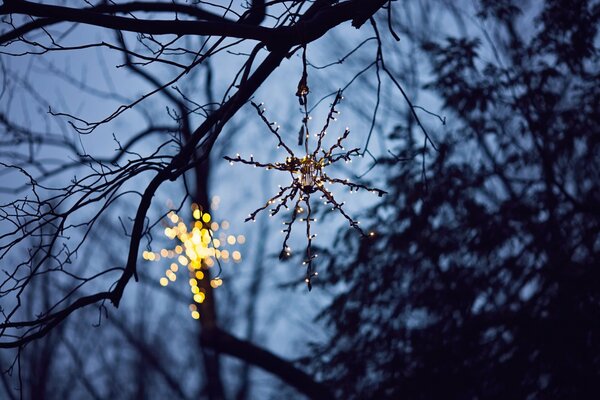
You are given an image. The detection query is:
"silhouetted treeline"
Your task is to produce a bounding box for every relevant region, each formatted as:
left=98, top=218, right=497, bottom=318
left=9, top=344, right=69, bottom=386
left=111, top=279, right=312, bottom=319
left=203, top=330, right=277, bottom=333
left=313, top=1, right=600, bottom=398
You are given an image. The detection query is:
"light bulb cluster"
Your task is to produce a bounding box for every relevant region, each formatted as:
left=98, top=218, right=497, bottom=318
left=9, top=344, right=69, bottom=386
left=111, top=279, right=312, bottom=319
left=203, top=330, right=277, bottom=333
left=225, top=90, right=386, bottom=290
left=142, top=201, right=244, bottom=319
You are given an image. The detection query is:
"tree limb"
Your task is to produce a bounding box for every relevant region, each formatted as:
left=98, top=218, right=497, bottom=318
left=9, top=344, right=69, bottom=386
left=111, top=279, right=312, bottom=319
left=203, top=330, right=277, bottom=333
left=203, top=327, right=332, bottom=399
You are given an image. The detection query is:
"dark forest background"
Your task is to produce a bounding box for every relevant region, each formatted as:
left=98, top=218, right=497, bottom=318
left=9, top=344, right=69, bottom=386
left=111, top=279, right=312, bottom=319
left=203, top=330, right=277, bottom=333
left=311, top=1, right=600, bottom=398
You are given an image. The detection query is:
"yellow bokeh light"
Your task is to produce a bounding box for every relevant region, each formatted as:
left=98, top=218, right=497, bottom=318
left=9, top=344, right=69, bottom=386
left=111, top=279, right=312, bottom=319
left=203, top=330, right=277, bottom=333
left=193, top=209, right=201, bottom=220
left=166, top=270, right=176, bottom=282
left=146, top=202, right=247, bottom=308
left=192, top=232, right=201, bottom=245
left=201, top=234, right=211, bottom=245
left=191, top=311, right=200, bottom=319
left=178, top=255, right=188, bottom=265
left=194, top=293, right=205, bottom=303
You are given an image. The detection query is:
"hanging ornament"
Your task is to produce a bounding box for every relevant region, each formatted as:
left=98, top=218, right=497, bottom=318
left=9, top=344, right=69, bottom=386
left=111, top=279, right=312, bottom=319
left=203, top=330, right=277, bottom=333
left=226, top=48, right=385, bottom=290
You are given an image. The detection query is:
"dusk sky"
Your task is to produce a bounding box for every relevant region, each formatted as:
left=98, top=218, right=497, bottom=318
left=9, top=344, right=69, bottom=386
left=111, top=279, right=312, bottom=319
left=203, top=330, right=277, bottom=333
left=1, top=1, right=598, bottom=399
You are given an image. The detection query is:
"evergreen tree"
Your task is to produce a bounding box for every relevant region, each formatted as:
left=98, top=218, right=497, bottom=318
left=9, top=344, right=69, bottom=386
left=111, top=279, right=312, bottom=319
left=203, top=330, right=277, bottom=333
left=315, top=1, right=600, bottom=398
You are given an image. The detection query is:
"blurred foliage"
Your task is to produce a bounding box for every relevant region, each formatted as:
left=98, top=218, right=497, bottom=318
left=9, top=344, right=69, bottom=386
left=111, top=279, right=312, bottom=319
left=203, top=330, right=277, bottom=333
left=312, top=0, right=600, bottom=398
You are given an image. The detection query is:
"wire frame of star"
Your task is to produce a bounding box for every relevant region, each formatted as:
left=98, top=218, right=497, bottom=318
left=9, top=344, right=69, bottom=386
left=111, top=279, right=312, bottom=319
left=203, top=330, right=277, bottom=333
left=142, top=202, right=244, bottom=319
left=224, top=90, right=386, bottom=290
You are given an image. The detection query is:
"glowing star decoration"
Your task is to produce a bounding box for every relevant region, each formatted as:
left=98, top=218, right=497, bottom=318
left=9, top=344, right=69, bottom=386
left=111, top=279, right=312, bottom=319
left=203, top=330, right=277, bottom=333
left=224, top=90, right=386, bottom=290
left=142, top=201, right=244, bottom=318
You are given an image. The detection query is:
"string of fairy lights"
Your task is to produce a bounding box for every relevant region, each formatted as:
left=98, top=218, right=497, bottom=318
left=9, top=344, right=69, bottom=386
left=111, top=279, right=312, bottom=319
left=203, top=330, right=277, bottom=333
left=225, top=47, right=386, bottom=290
left=143, top=200, right=244, bottom=319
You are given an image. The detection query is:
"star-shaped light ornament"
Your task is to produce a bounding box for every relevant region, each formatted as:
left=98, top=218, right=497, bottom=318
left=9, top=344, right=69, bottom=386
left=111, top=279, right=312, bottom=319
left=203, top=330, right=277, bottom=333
left=225, top=89, right=386, bottom=290
left=142, top=202, right=244, bottom=319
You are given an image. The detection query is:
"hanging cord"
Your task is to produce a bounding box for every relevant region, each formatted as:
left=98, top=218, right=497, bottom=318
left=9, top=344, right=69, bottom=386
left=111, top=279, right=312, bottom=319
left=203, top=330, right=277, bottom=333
left=296, top=45, right=309, bottom=104
left=296, top=45, right=310, bottom=147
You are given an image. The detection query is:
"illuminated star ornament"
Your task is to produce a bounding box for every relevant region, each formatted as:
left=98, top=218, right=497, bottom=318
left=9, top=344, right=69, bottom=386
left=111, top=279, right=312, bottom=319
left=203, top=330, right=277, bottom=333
left=225, top=88, right=386, bottom=290
left=142, top=202, right=244, bottom=319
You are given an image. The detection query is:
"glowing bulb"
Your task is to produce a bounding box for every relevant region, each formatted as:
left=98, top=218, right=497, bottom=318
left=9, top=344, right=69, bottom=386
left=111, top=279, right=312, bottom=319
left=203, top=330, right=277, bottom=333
left=194, top=293, right=205, bottom=303
left=166, top=271, right=176, bottom=282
